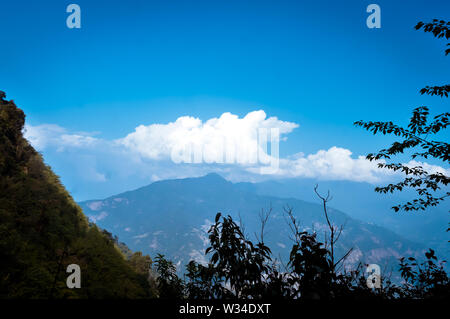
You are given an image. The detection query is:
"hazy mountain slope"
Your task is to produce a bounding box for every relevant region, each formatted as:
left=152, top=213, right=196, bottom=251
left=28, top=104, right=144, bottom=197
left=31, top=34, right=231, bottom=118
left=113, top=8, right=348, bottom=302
left=79, top=173, right=425, bottom=277
left=0, top=96, right=151, bottom=298
left=234, top=178, right=449, bottom=260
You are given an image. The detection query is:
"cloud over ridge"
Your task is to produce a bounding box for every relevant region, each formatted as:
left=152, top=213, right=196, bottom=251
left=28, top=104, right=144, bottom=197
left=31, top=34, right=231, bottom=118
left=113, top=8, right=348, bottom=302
left=23, top=110, right=449, bottom=189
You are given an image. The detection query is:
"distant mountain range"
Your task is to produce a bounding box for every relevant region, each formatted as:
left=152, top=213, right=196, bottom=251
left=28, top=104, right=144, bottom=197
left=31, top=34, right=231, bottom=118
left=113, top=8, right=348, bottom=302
left=79, top=173, right=447, bottom=277
left=234, top=178, right=449, bottom=260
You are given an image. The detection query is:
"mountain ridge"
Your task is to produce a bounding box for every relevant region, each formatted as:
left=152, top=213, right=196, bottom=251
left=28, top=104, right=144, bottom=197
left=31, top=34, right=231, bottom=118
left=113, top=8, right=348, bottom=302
left=79, top=172, right=427, bottom=278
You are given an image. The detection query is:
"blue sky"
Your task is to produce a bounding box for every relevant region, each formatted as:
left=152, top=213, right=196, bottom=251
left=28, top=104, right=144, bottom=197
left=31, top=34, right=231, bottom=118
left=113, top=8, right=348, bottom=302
left=1, top=0, right=449, bottom=200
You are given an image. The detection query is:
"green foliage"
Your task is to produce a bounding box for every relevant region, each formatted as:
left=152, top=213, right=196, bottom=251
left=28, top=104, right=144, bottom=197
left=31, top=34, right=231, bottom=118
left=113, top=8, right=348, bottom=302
left=399, top=249, right=449, bottom=299
left=354, top=106, right=449, bottom=212
left=419, top=85, right=450, bottom=98
left=185, top=261, right=222, bottom=299
left=205, top=213, right=272, bottom=298
left=129, top=252, right=152, bottom=276
left=415, top=19, right=450, bottom=55
left=154, top=254, right=184, bottom=298
left=156, top=213, right=449, bottom=300
left=0, top=95, right=153, bottom=298
left=354, top=19, right=450, bottom=212
left=288, top=231, right=334, bottom=299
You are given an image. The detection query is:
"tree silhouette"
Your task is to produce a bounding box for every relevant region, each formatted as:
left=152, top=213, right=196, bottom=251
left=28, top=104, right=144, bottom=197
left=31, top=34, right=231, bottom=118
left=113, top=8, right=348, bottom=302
left=154, top=254, right=184, bottom=298
left=158, top=210, right=448, bottom=300
left=415, top=19, right=449, bottom=56
left=354, top=19, right=449, bottom=212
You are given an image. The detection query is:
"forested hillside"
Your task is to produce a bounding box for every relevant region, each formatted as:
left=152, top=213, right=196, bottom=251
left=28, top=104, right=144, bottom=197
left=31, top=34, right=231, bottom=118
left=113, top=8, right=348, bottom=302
left=0, top=94, right=153, bottom=298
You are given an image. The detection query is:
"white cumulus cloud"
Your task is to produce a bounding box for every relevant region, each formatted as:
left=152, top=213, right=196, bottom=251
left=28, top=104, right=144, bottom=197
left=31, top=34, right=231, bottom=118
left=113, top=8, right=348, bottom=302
left=22, top=110, right=449, bottom=191
left=117, top=110, right=298, bottom=165
left=261, top=146, right=393, bottom=183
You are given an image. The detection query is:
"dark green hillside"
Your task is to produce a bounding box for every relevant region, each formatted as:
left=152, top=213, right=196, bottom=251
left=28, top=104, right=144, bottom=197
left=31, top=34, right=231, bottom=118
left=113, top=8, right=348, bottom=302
left=0, top=94, right=152, bottom=298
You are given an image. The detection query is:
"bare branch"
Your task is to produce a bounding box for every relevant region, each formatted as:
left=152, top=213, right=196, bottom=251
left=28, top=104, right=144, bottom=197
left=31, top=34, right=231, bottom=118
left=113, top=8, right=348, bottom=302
left=255, top=204, right=272, bottom=244
left=283, top=205, right=302, bottom=244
